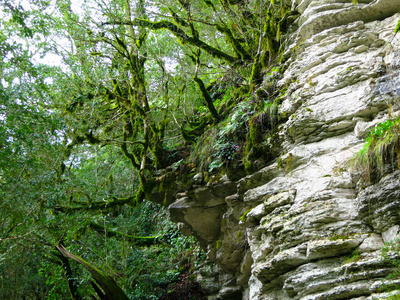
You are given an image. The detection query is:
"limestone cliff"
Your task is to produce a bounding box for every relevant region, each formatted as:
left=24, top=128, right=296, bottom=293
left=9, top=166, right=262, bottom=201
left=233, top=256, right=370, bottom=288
left=168, top=0, right=400, bottom=299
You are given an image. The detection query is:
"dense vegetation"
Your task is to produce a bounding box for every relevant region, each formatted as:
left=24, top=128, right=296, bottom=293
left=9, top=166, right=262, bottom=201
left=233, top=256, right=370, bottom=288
left=0, top=0, right=295, bottom=298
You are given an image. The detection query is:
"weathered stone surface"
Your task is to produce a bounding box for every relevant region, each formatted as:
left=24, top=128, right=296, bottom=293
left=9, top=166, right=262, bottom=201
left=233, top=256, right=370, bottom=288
left=358, top=234, right=384, bottom=253
left=194, top=187, right=226, bottom=207
left=382, top=225, right=400, bottom=244
left=169, top=196, right=225, bottom=245
left=196, top=261, right=220, bottom=295
left=357, top=171, right=400, bottom=232
left=245, top=191, right=296, bottom=223
left=294, top=0, right=400, bottom=41
left=166, top=1, right=400, bottom=299
left=254, top=243, right=308, bottom=282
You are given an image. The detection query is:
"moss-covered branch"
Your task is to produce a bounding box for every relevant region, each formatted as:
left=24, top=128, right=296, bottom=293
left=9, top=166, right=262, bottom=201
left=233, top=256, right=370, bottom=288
left=88, top=222, right=158, bottom=246
left=53, top=250, right=83, bottom=300
left=168, top=8, right=189, bottom=27
left=149, top=121, right=167, bottom=169
left=250, top=53, right=263, bottom=90
left=56, top=244, right=130, bottom=300
left=193, top=76, right=219, bottom=120
left=121, top=142, right=141, bottom=170
left=54, top=195, right=136, bottom=213
left=102, top=19, right=237, bottom=63
left=215, top=24, right=251, bottom=61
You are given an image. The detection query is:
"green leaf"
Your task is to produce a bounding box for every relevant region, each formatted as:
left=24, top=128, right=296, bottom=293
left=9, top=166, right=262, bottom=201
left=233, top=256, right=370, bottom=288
left=395, top=19, right=400, bottom=34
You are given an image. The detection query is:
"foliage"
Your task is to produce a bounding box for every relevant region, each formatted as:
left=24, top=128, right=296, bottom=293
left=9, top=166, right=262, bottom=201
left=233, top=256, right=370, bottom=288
left=352, top=115, right=400, bottom=183
left=395, top=19, right=400, bottom=34
left=0, top=2, right=72, bottom=297
left=188, top=64, right=284, bottom=175
left=54, top=0, right=292, bottom=186
left=343, top=249, right=361, bottom=264
left=72, top=202, right=206, bottom=300
left=0, top=0, right=293, bottom=298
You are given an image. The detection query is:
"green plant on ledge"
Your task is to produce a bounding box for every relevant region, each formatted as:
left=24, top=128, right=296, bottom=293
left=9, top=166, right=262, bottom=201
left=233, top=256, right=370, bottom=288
left=352, top=115, right=400, bottom=183
left=343, top=249, right=361, bottom=264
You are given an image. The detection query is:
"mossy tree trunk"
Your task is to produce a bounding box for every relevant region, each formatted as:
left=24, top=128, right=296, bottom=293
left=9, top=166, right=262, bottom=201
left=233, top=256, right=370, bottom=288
left=56, top=244, right=129, bottom=300
left=54, top=250, right=83, bottom=300
left=59, top=0, right=172, bottom=204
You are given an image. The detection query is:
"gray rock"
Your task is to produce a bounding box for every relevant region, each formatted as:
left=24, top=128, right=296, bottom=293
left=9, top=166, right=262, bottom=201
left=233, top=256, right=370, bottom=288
left=382, top=226, right=400, bottom=244
left=358, top=234, right=384, bottom=253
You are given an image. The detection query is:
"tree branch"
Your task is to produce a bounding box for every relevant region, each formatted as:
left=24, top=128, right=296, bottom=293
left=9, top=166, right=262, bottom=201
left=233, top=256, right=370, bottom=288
left=88, top=222, right=158, bottom=246
left=54, top=195, right=137, bottom=213
left=56, top=244, right=129, bottom=300
left=102, top=19, right=237, bottom=63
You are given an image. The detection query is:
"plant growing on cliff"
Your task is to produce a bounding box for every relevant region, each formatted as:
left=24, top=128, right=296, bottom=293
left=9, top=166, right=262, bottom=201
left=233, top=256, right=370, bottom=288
left=395, top=19, right=400, bottom=34
left=352, top=115, right=400, bottom=183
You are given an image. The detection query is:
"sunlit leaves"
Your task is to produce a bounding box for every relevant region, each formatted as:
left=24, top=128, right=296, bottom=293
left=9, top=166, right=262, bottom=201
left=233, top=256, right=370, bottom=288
left=396, top=19, right=400, bottom=34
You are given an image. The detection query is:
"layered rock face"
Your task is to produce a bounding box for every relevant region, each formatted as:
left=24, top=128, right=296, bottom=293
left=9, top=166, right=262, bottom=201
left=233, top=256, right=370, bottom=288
left=169, top=0, right=400, bottom=299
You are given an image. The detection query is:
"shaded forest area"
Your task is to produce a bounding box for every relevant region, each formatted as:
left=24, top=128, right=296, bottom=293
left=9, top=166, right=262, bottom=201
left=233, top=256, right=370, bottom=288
left=0, top=0, right=296, bottom=298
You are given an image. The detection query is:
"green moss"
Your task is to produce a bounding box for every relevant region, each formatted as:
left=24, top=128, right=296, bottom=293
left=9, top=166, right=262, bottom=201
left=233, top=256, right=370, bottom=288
left=180, top=127, right=197, bottom=144
left=216, top=240, right=222, bottom=250
left=329, top=234, right=351, bottom=241
left=236, top=231, right=243, bottom=241
left=207, top=174, right=222, bottom=184
left=285, top=153, right=293, bottom=171
left=158, top=172, right=176, bottom=191
left=277, top=153, right=293, bottom=171
left=382, top=287, right=400, bottom=299
left=242, top=115, right=261, bottom=173
left=343, top=249, right=361, bottom=264
left=149, top=122, right=168, bottom=169
left=244, top=160, right=254, bottom=174
left=239, top=209, right=252, bottom=223
left=184, top=116, right=209, bottom=137
left=220, top=218, right=227, bottom=228
left=193, top=76, right=219, bottom=120
left=277, top=158, right=283, bottom=169
left=215, top=24, right=250, bottom=61
left=249, top=53, right=262, bottom=89
left=380, top=239, right=400, bottom=286
left=396, top=19, right=400, bottom=34
left=378, top=239, right=400, bottom=296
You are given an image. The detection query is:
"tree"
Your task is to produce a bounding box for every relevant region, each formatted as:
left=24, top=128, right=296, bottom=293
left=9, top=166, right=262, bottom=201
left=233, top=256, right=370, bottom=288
left=0, top=1, right=72, bottom=297
left=54, top=0, right=291, bottom=198
left=54, top=0, right=181, bottom=205
left=1, top=0, right=293, bottom=298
